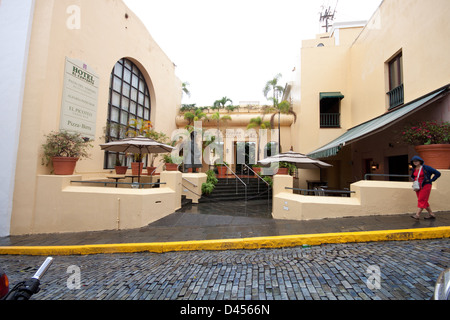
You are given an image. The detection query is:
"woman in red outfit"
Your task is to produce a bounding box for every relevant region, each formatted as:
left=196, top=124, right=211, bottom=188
left=410, top=155, right=441, bottom=220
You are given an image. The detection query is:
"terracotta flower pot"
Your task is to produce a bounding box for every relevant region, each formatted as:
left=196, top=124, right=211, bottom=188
left=115, top=166, right=128, bottom=175
left=131, top=162, right=143, bottom=175
left=415, top=144, right=450, bottom=169
left=276, top=167, right=289, bottom=175
left=252, top=167, right=262, bottom=175
left=165, top=163, right=178, bottom=171
left=217, top=165, right=227, bottom=177
left=147, top=166, right=156, bottom=175
left=52, top=157, right=79, bottom=175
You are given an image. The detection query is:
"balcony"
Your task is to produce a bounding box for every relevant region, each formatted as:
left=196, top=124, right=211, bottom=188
left=387, top=84, right=404, bottom=110
left=320, top=113, right=340, bottom=128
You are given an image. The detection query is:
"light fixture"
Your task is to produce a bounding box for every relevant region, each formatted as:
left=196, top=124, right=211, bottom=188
left=371, top=162, right=379, bottom=170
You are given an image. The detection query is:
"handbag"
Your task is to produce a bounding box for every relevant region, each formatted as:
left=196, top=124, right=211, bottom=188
left=412, top=166, right=422, bottom=191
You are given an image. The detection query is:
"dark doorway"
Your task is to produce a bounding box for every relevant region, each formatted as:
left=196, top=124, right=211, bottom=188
left=388, top=155, right=409, bottom=181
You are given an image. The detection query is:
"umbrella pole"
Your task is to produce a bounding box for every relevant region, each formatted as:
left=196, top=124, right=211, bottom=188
left=138, top=148, right=142, bottom=188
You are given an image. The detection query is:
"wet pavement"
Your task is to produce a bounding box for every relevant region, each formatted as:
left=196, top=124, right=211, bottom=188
left=1, top=200, right=449, bottom=302
left=0, top=199, right=449, bottom=247
left=1, top=239, right=449, bottom=300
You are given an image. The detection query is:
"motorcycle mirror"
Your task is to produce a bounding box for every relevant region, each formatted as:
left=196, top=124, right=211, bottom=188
left=0, top=268, right=9, bottom=299
left=433, top=268, right=450, bottom=300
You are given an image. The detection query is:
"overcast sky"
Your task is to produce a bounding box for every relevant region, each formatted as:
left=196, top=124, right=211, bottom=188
left=123, top=0, right=382, bottom=107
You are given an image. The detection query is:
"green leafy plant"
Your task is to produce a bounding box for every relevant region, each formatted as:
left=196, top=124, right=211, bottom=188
left=262, top=176, right=273, bottom=187
left=206, top=169, right=218, bottom=185
left=202, top=169, right=218, bottom=195
left=201, top=182, right=215, bottom=195
left=401, top=121, right=450, bottom=145
left=279, top=161, right=296, bottom=175
left=42, top=130, right=92, bottom=166
left=161, top=154, right=182, bottom=164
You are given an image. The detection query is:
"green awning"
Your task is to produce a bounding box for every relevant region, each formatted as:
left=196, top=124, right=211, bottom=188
left=308, top=86, right=448, bottom=159
left=320, top=92, right=345, bottom=100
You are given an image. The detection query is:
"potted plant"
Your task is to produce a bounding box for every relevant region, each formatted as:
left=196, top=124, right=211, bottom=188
left=252, top=164, right=262, bottom=175
left=145, top=129, right=170, bottom=176
left=162, top=154, right=180, bottom=171
left=42, top=130, right=92, bottom=175
left=402, top=121, right=450, bottom=169
left=278, top=162, right=296, bottom=175
left=215, top=161, right=228, bottom=177
left=114, top=155, right=128, bottom=174
left=131, top=153, right=144, bottom=175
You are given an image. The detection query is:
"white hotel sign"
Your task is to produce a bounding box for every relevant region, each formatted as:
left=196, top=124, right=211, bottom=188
left=60, top=57, right=99, bottom=140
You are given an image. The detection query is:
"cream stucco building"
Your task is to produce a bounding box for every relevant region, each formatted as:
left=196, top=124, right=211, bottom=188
left=287, top=0, right=450, bottom=190
left=1, top=0, right=182, bottom=236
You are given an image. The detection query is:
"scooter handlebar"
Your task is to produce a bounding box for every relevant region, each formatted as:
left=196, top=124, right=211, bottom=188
left=32, top=257, right=53, bottom=281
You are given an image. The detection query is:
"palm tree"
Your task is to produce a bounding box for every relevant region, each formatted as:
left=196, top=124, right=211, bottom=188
left=210, top=111, right=232, bottom=138
left=181, top=82, right=191, bottom=98
left=213, top=96, right=233, bottom=109
left=183, top=108, right=208, bottom=126
left=263, top=74, right=284, bottom=108
left=247, top=116, right=271, bottom=161
left=263, top=74, right=296, bottom=152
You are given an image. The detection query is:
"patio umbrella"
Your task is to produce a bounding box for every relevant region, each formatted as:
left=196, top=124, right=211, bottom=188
left=258, top=150, right=332, bottom=169
left=100, top=135, right=174, bottom=184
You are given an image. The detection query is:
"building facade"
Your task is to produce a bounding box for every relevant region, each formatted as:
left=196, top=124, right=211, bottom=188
left=0, top=0, right=181, bottom=236
left=288, top=0, right=450, bottom=190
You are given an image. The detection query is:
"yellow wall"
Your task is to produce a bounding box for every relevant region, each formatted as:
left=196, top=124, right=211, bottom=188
left=292, top=0, right=450, bottom=155
left=11, top=171, right=182, bottom=235
left=11, top=0, right=181, bottom=235
left=273, top=170, right=450, bottom=221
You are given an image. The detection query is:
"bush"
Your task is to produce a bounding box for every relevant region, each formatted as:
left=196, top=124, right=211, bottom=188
left=262, top=176, right=273, bottom=187
left=206, top=169, right=218, bottom=185
left=402, top=121, right=450, bottom=145
left=201, top=182, right=215, bottom=195
left=42, top=130, right=92, bottom=166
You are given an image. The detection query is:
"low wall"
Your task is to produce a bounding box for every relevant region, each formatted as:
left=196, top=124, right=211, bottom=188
left=273, top=170, right=450, bottom=221
left=11, top=171, right=182, bottom=235
left=182, top=173, right=207, bottom=204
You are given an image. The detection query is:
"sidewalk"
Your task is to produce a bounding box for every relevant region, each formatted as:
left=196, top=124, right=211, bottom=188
left=0, top=201, right=449, bottom=255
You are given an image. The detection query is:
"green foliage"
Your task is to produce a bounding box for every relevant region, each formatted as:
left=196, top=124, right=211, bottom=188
left=247, top=116, right=271, bottom=130
left=401, top=121, right=450, bottom=145
left=262, top=176, right=273, bottom=187
left=42, top=130, right=92, bottom=166
left=213, top=97, right=233, bottom=109
left=279, top=161, right=296, bottom=175
left=202, top=169, right=219, bottom=195
left=201, top=182, right=215, bottom=195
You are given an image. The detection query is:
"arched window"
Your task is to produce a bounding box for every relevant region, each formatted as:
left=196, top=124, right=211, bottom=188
left=104, top=58, right=151, bottom=168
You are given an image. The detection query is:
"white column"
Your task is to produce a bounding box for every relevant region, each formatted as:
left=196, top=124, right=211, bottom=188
left=0, top=0, right=35, bottom=236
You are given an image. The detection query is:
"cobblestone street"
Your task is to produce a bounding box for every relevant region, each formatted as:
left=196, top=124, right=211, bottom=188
left=1, top=239, right=448, bottom=301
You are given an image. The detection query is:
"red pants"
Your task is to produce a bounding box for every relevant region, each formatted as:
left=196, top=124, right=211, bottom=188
left=416, top=184, right=432, bottom=209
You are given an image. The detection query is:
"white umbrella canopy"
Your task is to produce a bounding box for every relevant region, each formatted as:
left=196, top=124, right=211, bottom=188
left=258, top=151, right=332, bottom=169
left=100, top=136, right=174, bottom=154
left=100, top=136, right=174, bottom=184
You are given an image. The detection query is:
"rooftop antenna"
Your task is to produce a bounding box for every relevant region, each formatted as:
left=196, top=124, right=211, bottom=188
left=319, top=0, right=338, bottom=32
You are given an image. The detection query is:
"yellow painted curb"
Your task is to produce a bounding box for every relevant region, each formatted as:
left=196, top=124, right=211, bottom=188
left=0, top=226, right=449, bottom=256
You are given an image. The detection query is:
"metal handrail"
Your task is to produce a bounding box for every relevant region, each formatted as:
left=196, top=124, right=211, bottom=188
left=364, top=173, right=410, bottom=180
left=242, top=163, right=270, bottom=187
left=285, top=187, right=355, bottom=197
left=182, top=177, right=197, bottom=187
left=182, top=184, right=201, bottom=198
left=71, top=180, right=165, bottom=188
left=149, top=162, right=163, bottom=176
left=222, top=162, right=247, bottom=205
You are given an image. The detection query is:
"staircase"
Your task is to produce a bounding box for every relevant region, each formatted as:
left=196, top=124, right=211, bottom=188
left=199, top=177, right=272, bottom=203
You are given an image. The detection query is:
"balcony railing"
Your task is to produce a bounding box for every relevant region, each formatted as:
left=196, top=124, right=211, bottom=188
left=387, top=84, right=404, bottom=110
left=320, top=113, right=340, bottom=128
